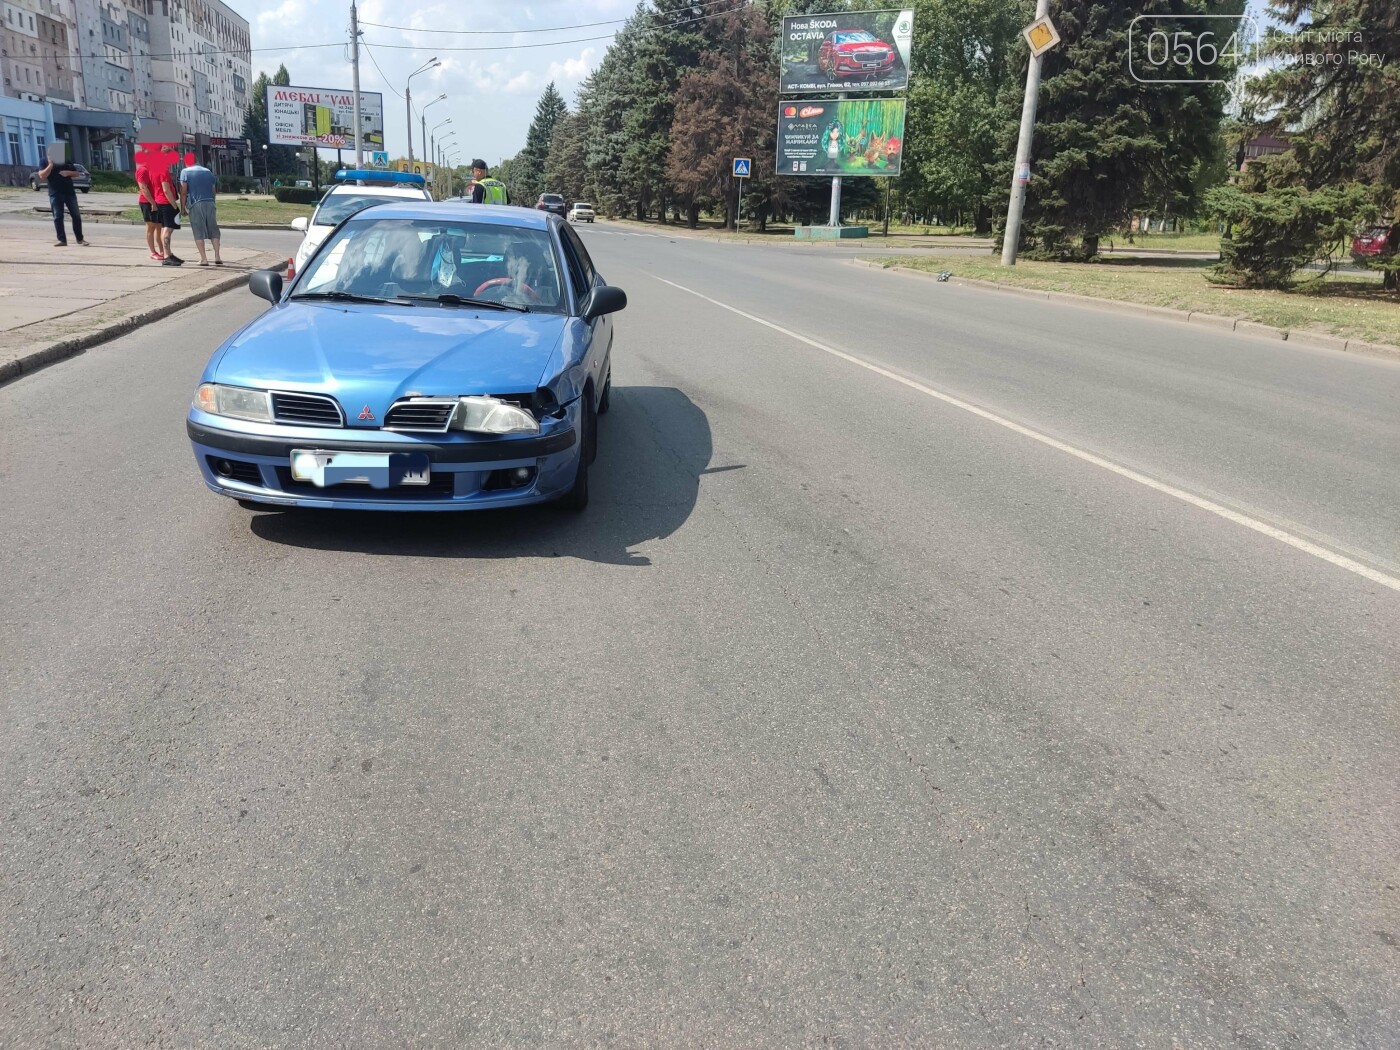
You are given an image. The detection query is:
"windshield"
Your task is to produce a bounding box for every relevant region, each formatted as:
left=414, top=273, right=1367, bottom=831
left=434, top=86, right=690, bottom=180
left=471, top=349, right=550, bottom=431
left=835, top=31, right=876, bottom=44
left=313, top=192, right=415, bottom=227
left=541, top=195, right=564, bottom=204
left=297, top=216, right=566, bottom=314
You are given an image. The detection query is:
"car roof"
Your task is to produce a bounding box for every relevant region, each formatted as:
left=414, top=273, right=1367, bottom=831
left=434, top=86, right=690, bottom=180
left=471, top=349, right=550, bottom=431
left=344, top=201, right=555, bottom=229
left=321, top=183, right=430, bottom=200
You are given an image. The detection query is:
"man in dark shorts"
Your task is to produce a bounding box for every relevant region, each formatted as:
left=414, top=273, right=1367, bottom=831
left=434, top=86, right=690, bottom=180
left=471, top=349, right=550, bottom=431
left=152, top=149, right=184, bottom=266
left=36, top=155, right=87, bottom=247
left=135, top=164, right=163, bottom=260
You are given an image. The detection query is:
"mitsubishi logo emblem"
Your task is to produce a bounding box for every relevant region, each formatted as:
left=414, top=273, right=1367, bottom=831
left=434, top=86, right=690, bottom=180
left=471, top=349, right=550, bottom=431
left=358, top=405, right=375, bottom=420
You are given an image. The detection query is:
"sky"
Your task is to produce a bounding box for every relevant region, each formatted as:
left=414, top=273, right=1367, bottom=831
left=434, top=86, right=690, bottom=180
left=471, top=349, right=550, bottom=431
left=242, top=0, right=636, bottom=166
left=240, top=0, right=1279, bottom=167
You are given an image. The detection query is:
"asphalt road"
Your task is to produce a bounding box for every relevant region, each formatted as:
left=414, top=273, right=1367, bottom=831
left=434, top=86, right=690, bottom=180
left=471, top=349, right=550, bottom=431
left=2, top=224, right=1397, bottom=1048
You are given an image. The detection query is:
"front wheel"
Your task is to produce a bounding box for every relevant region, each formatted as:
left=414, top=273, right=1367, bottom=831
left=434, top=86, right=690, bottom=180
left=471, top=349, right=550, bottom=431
left=31, top=179, right=40, bottom=191
left=80, top=187, right=89, bottom=194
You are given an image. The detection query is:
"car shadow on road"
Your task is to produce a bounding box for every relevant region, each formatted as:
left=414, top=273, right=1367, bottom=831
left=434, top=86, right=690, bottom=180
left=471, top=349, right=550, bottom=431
left=247, top=386, right=720, bottom=566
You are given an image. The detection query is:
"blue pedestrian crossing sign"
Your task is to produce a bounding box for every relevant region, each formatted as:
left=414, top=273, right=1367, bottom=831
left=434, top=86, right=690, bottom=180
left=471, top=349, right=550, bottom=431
left=733, top=157, right=752, bottom=179
left=370, top=151, right=389, bottom=168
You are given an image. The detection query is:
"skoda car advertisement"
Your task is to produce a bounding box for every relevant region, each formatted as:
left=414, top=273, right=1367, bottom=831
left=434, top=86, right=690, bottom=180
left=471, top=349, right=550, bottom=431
left=780, top=9, right=914, bottom=93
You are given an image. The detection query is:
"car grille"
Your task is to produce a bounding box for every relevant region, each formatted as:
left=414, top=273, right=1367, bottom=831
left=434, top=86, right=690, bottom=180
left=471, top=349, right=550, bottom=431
left=383, top=398, right=457, bottom=432
left=271, top=392, right=344, bottom=427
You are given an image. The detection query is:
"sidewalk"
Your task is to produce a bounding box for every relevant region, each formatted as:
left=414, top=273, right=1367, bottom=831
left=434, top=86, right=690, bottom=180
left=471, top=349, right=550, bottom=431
left=0, top=221, right=285, bottom=384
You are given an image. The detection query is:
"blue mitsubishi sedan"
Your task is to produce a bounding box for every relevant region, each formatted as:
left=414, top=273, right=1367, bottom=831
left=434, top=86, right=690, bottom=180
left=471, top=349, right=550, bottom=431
left=187, top=203, right=625, bottom=511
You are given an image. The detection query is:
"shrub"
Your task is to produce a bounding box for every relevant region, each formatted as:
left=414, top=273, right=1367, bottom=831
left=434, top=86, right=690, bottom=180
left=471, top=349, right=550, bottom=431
left=1205, top=180, right=1371, bottom=288
left=273, top=186, right=323, bottom=204
left=217, top=174, right=259, bottom=195
left=89, top=169, right=137, bottom=191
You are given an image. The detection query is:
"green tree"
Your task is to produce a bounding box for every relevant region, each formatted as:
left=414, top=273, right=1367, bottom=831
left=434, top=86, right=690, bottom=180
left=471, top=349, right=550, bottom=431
left=666, top=3, right=776, bottom=228
left=241, top=64, right=298, bottom=178
left=991, top=0, right=1240, bottom=260
left=515, top=82, right=569, bottom=203
left=543, top=112, right=589, bottom=204
left=901, top=0, right=1030, bottom=231
left=1231, top=0, right=1400, bottom=289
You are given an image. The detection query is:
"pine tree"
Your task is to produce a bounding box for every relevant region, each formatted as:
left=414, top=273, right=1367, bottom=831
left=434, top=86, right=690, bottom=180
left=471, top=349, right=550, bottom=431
left=992, top=0, right=1238, bottom=259
left=515, top=83, right=570, bottom=203
left=241, top=64, right=298, bottom=179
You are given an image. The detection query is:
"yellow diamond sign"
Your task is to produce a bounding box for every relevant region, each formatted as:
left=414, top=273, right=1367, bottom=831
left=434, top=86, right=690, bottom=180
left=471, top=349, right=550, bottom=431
left=1024, top=16, right=1061, bottom=57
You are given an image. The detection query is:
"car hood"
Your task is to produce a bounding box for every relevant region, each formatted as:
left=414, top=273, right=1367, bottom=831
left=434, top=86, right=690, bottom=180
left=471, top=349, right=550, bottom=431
left=212, top=302, right=567, bottom=424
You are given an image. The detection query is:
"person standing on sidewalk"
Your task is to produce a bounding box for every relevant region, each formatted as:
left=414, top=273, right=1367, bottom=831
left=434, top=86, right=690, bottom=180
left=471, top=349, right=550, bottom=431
left=152, top=148, right=184, bottom=266
left=134, top=162, right=163, bottom=260
left=35, top=156, right=87, bottom=247
left=177, top=152, right=222, bottom=266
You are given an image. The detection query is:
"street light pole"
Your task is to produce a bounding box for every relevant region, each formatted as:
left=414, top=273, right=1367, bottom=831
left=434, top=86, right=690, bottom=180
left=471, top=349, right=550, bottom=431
left=422, top=95, right=447, bottom=176
left=1001, top=0, right=1051, bottom=266
left=429, top=117, right=451, bottom=189
left=405, top=58, right=439, bottom=166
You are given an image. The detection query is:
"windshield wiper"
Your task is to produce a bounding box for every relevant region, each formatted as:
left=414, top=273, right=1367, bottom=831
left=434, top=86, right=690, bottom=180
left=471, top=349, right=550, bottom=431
left=397, top=293, right=529, bottom=313
left=290, top=290, right=399, bottom=305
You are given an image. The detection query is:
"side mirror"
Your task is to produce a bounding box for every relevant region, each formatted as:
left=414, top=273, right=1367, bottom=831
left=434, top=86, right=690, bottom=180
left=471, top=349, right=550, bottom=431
left=581, top=285, right=627, bottom=321
left=289, top=216, right=309, bottom=232
left=249, top=269, right=284, bottom=304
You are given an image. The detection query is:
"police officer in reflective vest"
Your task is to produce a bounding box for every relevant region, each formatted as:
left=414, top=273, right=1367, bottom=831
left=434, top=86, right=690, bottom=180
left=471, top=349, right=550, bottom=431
left=469, top=159, right=507, bottom=205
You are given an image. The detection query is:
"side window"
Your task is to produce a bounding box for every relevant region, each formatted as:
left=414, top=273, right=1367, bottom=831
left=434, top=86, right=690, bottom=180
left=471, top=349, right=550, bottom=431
left=557, top=230, right=588, bottom=300
left=562, top=225, right=596, bottom=287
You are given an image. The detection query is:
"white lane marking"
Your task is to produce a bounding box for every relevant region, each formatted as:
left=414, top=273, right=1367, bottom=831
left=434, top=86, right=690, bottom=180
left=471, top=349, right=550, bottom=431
left=653, top=275, right=1400, bottom=594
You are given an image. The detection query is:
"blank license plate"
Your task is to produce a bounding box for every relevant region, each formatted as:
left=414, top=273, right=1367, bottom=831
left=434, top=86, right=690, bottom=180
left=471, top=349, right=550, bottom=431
left=290, top=449, right=431, bottom=488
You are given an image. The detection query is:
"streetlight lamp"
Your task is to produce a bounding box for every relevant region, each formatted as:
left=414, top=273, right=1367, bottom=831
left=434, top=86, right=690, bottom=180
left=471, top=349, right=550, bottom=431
left=405, top=57, right=440, bottom=165
left=421, top=95, right=447, bottom=176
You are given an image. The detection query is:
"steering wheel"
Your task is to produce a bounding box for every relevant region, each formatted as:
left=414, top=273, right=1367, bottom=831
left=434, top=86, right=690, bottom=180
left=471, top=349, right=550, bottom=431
left=474, top=277, right=541, bottom=304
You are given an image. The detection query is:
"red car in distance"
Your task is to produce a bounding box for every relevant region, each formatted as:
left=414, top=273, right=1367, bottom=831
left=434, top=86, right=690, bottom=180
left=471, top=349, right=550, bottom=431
left=1351, top=222, right=1396, bottom=264
left=818, top=30, right=898, bottom=80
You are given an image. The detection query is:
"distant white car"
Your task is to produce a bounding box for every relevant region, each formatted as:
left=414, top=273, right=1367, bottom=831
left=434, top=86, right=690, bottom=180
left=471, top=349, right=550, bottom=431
left=287, top=173, right=432, bottom=277
left=568, top=201, right=596, bottom=223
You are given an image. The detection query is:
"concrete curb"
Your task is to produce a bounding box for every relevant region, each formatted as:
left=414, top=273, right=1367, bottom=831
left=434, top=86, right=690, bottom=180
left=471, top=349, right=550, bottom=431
left=849, top=259, right=1400, bottom=361
left=0, top=251, right=287, bottom=386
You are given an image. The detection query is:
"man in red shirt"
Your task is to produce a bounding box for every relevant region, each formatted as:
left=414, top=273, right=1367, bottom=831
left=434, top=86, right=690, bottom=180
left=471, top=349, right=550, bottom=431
left=134, top=164, right=163, bottom=260
left=150, top=148, right=184, bottom=266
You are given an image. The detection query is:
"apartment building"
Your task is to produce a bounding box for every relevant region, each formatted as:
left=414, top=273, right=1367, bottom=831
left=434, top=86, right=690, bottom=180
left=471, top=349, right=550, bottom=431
left=1, top=0, right=248, bottom=178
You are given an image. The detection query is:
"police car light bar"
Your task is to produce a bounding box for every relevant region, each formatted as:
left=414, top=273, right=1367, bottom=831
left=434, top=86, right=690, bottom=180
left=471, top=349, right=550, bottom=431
left=334, top=169, right=428, bottom=186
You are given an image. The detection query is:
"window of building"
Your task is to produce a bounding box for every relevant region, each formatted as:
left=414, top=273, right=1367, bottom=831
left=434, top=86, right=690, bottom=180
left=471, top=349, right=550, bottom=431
left=7, top=132, right=21, bottom=167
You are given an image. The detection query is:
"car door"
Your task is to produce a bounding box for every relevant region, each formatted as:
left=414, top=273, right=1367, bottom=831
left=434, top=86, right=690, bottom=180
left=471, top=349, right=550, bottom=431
left=559, top=223, right=611, bottom=404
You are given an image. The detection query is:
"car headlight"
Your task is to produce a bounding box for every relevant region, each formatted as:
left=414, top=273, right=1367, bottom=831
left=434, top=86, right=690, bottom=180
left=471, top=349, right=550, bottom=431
left=451, top=396, right=539, bottom=435
left=194, top=383, right=272, bottom=422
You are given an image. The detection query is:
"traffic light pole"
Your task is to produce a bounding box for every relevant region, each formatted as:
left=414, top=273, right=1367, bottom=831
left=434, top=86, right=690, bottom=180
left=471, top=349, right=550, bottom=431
left=1001, top=0, right=1050, bottom=266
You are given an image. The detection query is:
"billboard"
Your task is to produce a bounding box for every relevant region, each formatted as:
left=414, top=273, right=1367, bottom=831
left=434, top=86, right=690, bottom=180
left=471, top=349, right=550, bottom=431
left=780, top=10, right=913, bottom=94
left=777, top=98, right=906, bottom=176
left=266, top=85, right=385, bottom=151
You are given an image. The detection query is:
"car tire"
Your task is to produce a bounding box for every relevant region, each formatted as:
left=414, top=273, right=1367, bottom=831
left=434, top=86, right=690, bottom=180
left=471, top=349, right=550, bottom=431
left=555, top=399, right=595, bottom=511
left=31, top=179, right=39, bottom=191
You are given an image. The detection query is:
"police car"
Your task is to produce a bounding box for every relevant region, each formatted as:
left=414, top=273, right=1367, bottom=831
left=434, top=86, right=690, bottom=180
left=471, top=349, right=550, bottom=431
left=286, top=170, right=433, bottom=279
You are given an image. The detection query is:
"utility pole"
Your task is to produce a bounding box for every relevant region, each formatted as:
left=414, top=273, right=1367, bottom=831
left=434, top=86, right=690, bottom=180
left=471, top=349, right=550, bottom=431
left=349, top=0, right=363, bottom=167
left=1002, top=0, right=1052, bottom=266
